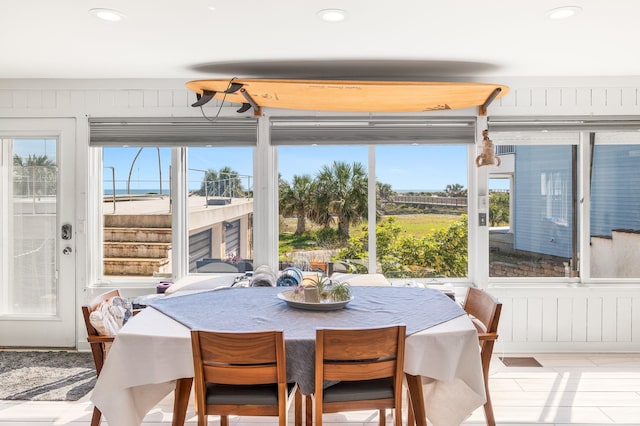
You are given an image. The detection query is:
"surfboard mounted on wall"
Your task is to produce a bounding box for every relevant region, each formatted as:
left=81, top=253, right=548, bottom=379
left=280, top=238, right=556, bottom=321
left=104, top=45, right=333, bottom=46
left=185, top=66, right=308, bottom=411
left=185, top=78, right=509, bottom=115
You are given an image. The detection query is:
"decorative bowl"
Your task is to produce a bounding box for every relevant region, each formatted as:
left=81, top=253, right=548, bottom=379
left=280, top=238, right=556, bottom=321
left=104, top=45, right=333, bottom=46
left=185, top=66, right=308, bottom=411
left=277, top=290, right=353, bottom=311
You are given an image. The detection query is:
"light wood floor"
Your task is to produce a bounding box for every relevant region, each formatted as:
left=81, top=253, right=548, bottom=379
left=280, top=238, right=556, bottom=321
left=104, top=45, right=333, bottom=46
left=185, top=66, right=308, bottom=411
left=1, top=353, right=639, bottom=425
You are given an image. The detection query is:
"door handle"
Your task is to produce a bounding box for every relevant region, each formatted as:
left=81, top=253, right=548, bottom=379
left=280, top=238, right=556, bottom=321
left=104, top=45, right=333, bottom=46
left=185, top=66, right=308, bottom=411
left=62, top=246, right=72, bottom=255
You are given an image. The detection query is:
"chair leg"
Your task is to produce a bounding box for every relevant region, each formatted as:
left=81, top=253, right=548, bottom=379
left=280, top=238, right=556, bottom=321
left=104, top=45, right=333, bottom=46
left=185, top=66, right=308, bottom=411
left=483, top=383, right=496, bottom=426
left=172, top=377, right=193, bottom=426
left=405, top=373, right=427, bottom=426
left=378, top=409, right=385, bottom=426
left=220, top=415, right=228, bottom=426
left=315, top=397, right=322, bottom=426
left=305, top=395, right=313, bottom=426
left=197, top=412, right=207, bottom=426
left=482, top=361, right=496, bottom=426
left=90, top=406, right=101, bottom=426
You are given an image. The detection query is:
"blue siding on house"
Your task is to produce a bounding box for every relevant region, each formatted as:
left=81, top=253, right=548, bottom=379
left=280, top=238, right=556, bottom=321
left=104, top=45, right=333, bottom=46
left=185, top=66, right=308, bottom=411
left=514, top=145, right=573, bottom=258
left=591, top=144, right=640, bottom=237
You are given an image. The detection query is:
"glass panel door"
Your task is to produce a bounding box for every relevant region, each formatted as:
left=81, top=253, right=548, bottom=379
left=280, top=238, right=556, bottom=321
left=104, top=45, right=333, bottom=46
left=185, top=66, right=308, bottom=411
left=0, top=119, right=76, bottom=347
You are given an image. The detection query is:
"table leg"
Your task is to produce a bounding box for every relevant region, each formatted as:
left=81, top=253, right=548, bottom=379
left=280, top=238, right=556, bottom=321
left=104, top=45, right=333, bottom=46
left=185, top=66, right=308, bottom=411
left=295, top=389, right=302, bottom=426
left=405, top=373, right=426, bottom=426
left=407, top=389, right=415, bottom=425
left=172, top=377, right=193, bottom=426
left=294, top=390, right=312, bottom=426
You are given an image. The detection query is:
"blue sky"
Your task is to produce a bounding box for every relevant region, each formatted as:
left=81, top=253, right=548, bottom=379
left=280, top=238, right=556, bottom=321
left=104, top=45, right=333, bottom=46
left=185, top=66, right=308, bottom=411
left=13, top=139, right=57, bottom=162
left=278, top=145, right=469, bottom=191
left=102, top=145, right=470, bottom=192
left=17, top=139, right=498, bottom=192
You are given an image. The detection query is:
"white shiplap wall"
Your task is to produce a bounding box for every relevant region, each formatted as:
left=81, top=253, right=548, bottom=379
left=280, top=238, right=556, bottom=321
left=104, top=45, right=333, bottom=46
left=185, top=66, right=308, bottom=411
left=1, top=77, right=640, bottom=352
left=488, top=286, right=640, bottom=353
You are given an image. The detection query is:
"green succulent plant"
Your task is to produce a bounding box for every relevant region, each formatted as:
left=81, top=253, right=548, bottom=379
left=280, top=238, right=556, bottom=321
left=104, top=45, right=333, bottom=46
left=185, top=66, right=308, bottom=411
left=330, top=281, right=352, bottom=302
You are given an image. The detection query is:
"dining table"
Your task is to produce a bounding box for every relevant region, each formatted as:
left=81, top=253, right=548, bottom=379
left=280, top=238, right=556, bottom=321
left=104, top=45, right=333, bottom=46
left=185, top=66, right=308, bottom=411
left=91, top=285, right=486, bottom=426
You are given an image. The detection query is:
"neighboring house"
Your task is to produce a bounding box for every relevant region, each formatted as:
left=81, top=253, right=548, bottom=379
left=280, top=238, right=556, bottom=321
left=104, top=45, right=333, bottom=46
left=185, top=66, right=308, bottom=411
left=591, top=144, right=640, bottom=237
left=513, top=145, right=573, bottom=259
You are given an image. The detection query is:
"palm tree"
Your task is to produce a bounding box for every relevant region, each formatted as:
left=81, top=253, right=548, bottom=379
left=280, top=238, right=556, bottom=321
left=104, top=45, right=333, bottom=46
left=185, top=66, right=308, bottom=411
left=444, top=183, right=467, bottom=197
left=199, top=166, right=243, bottom=197
left=279, top=174, right=314, bottom=234
left=376, top=181, right=394, bottom=216
left=313, top=161, right=368, bottom=239
left=13, top=154, right=57, bottom=196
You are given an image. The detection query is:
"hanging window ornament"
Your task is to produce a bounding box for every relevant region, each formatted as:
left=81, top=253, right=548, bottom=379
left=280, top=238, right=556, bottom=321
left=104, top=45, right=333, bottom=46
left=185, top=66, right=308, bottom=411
left=476, top=129, right=501, bottom=167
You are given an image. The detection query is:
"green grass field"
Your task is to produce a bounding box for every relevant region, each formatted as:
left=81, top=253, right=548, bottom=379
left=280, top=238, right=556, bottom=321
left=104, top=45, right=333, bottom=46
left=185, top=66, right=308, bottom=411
left=390, top=214, right=459, bottom=237
left=279, top=213, right=460, bottom=254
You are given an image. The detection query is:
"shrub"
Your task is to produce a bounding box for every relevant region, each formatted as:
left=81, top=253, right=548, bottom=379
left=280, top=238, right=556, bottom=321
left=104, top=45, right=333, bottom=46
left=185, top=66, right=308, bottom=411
left=335, top=215, right=468, bottom=277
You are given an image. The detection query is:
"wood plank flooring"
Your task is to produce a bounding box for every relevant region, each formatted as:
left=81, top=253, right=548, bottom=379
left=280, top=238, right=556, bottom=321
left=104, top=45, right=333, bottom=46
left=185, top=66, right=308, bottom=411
left=1, top=353, right=639, bottom=425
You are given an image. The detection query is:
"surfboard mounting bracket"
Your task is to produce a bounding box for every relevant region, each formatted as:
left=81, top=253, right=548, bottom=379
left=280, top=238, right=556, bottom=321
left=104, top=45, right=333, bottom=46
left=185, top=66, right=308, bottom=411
left=239, top=88, right=262, bottom=116
left=479, top=87, right=502, bottom=116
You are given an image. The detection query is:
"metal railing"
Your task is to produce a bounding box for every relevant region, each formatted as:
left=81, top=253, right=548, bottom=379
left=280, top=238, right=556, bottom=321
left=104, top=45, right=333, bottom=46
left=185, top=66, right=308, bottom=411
left=189, top=169, right=253, bottom=206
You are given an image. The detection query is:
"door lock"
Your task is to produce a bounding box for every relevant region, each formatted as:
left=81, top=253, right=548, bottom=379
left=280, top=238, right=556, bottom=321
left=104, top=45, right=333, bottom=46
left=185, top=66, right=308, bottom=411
left=61, top=224, right=72, bottom=240
left=62, top=246, right=73, bottom=255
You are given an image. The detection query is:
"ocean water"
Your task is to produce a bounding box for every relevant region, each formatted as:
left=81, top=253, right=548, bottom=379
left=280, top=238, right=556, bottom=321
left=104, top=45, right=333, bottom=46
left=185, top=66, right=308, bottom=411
left=103, top=189, right=168, bottom=195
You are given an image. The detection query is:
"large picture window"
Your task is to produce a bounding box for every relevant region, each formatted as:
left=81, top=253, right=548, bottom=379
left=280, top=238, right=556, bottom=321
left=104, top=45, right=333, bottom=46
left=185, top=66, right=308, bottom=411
left=89, top=117, right=640, bottom=288
left=276, top=144, right=469, bottom=279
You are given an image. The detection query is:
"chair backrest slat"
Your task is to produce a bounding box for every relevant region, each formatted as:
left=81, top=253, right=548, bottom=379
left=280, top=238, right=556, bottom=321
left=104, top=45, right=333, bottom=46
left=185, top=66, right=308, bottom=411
left=197, top=330, right=279, bottom=364
left=203, top=364, right=278, bottom=385
left=323, top=358, right=397, bottom=382
left=320, top=327, right=401, bottom=360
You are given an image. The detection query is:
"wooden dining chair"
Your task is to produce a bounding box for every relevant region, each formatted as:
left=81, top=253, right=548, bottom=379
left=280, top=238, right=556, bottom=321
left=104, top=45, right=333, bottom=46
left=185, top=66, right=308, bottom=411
left=81, top=289, right=121, bottom=426
left=314, top=325, right=406, bottom=426
left=463, top=287, right=502, bottom=426
left=190, top=329, right=299, bottom=426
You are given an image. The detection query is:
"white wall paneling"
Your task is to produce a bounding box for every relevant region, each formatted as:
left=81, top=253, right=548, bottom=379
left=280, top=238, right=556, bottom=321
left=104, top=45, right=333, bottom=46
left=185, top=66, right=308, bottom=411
left=491, top=287, right=640, bottom=352
left=1, top=77, right=640, bottom=351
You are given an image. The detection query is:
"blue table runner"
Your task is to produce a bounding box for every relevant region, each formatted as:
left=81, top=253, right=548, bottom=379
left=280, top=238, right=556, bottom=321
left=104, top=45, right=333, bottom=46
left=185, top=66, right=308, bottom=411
left=150, top=286, right=464, bottom=394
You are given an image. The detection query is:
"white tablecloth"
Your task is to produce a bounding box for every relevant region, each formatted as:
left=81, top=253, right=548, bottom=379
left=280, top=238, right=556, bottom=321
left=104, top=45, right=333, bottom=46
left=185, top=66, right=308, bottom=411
left=91, top=290, right=485, bottom=426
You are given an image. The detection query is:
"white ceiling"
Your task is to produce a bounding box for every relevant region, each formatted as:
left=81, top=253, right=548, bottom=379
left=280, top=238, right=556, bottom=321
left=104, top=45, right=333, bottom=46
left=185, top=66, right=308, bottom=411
left=1, top=1, right=639, bottom=80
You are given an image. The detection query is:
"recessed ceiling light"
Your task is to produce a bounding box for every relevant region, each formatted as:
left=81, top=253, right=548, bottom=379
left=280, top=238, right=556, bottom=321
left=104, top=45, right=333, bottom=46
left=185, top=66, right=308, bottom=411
left=89, top=8, right=126, bottom=22
left=546, top=6, right=582, bottom=20
left=317, top=9, right=347, bottom=23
